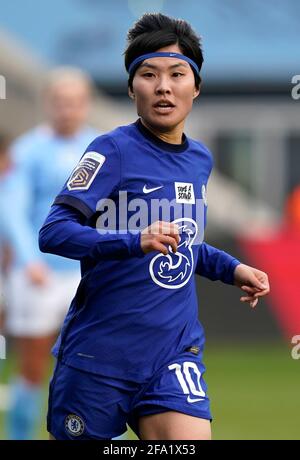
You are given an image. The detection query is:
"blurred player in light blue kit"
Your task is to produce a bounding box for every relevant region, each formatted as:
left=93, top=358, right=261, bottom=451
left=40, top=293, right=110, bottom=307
left=4, top=68, right=98, bottom=439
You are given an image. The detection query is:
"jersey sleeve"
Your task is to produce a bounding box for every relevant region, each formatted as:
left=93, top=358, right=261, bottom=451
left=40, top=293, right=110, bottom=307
left=195, top=242, right=241, bottom=285
left=39, top=204, right=144, bottom=261
left=40, top=134, right=144, bottom=261
left=53, top=134, right=121, bottom=219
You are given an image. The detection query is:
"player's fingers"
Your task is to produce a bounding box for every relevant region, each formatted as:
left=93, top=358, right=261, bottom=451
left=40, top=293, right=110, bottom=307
left=156, top=223, right=180, bottom=245
left=240, top=296, right=258, bottom=308
left=165, top=231, right=180, bottom=245
left=171, top=231, right=181, bottom=245
left=242, top=284, right=270, bottom=297
left=146, top=221, right=179, bottom=239
left=250, top=298, right=258, bottom=308
left=152, top=240, right=169, bottom=255
left=157, top=220, right=179, bottom=232
left=240, top=296, right=251, bottom=302
left=253, top=289, right=270, bottom=298
left=253, top=273, right=269, bottom=291
left=240, top=295, right=256, bottom=302
left=160, top=222, right=180, bottom=240
left=158, top=235, right=178, bottom=253
left=241, top=285, right=260, bottom=294
left=241, top=285, right=270, bottom=297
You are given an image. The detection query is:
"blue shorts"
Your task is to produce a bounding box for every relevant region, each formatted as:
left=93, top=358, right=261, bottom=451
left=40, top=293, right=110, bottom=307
left=47, top=350, right=212, bottom=440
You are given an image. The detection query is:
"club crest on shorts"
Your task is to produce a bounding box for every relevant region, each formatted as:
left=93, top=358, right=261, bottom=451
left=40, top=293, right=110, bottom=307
left=67, top=151, right=106, bottom=191
left=65, top=414, right=85, bottom=436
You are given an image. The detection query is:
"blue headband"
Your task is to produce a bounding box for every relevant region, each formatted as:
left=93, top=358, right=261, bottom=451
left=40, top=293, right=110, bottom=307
left=128, top=52, right=200, bottom=76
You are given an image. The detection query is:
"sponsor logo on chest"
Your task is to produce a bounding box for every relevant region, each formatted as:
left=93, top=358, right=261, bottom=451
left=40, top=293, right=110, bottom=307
left=174, top=182, right=195, bottom=204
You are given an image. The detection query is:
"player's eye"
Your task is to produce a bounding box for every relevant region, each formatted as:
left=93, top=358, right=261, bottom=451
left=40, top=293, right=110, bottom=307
left=142, top=72, right=155, bottom=78
left=172, top=72, right=184, bottom=77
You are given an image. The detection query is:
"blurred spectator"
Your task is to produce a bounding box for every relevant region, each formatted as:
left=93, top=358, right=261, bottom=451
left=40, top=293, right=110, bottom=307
left=3, top=67, right=99, bottom=439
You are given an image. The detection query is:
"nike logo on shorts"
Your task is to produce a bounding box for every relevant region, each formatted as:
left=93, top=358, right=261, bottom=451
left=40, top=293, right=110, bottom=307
left=187, top=395, right=205, bottom=403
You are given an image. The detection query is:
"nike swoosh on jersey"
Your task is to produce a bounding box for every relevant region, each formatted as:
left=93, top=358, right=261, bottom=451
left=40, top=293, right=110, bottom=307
left=187, top=396, right=205, bottom=403
left=143, top=185, right=164, bottom=194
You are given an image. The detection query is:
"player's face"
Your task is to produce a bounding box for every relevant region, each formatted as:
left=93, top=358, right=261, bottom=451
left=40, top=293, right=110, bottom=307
left=130, top=44, right=200, bottom=138
left=45, top=80, right=91, bottom=136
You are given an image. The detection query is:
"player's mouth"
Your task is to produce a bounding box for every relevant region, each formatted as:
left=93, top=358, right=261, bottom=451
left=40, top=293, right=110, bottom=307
left=153, top=99, right=176, bottom=114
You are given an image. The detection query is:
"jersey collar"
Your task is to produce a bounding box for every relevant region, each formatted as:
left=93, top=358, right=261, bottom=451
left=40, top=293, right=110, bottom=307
left=135, top=119, right=189, bottom=153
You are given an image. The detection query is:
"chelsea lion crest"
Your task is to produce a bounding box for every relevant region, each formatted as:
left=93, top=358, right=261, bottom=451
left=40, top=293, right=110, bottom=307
left=65, top=414, right=85, bottom=436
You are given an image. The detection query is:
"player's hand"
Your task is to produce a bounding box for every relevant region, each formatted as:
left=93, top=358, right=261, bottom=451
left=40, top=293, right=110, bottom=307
left=233, top=263, right=270, bottom=308
left=25, top=262, right=49, bottom=286
left=141, top=221, right=180, bottom=255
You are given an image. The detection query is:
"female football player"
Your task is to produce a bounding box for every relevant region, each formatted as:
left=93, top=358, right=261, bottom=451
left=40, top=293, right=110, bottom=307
left=40, top=13, right=269, bottom=440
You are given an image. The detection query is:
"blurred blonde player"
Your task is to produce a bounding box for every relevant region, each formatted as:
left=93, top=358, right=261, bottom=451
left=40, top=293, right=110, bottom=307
left=4, top=68, right=98, bottom=439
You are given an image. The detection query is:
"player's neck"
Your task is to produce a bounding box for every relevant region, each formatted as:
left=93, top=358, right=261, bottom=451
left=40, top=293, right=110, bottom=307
left=140, top=119, right=184, bottom=145
left=51, top=124, right=81, bottom=138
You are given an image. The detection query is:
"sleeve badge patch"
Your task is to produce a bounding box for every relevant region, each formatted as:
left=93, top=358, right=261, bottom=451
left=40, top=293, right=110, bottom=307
left=67, top=151, right=106, bottom=191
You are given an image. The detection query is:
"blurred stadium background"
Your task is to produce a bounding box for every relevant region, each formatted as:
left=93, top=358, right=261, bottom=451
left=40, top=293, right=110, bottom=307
left=0, top=0, right=299, bottom=440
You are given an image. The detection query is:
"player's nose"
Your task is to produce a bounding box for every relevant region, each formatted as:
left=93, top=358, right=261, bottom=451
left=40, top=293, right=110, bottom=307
left=155, top=76, right=172, bottom=95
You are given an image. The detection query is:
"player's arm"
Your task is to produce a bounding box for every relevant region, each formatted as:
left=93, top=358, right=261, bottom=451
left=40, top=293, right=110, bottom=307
left=195, top=242, right=241, bottom=284
left=39, top=134, right=180, bottom=261
left=39, top=134, right=146, bottom=261
left=195, top=242, right=270, bottom=307
left=39, top=203, right=144, bottom=260
left=1, top=168, right=48, bottom=285
left=8, top=138, right=51, bottom=284
left=39, top=203, right=180, bottom=260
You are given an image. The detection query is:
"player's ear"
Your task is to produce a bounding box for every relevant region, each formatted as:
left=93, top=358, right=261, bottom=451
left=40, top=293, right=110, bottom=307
left=128, top=88, right=135, bottom=100
left=193, top=78, right=202, bottom=99
left=193, top=86, right=200, bottom=99
left=193, top=85, right=201, bottom=99
left=193, top=88, right=200, bottom=99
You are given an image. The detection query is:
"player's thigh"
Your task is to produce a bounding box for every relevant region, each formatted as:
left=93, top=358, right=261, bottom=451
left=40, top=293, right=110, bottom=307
left=139, top=411, right=211, bottom=440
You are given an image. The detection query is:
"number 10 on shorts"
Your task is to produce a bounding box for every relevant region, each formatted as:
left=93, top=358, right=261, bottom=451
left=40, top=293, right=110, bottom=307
left=168, top=361, right=206, bottom=402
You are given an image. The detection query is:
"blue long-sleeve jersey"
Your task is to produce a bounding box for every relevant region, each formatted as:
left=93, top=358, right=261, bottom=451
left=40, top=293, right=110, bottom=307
left=40, top=119, right=240, bottom=382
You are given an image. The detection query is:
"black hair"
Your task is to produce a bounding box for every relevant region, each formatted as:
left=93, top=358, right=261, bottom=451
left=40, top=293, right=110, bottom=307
left=124, top=13, right=203, bottom=90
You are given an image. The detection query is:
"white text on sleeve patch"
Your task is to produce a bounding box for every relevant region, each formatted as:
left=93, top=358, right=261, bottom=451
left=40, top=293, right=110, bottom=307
left=67, top=151, right=106, bottom=191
